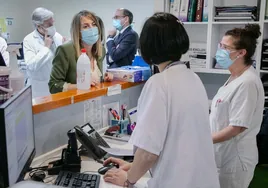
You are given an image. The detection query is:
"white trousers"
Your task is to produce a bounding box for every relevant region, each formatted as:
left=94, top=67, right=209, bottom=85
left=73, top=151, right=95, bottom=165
left=218, top=165, right=255, bottom=188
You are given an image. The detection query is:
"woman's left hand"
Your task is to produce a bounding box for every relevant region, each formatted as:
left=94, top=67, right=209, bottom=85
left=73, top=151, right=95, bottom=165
left=103, top=168, right=127, bottom=186
left=104, top=72, right=113, bottom=82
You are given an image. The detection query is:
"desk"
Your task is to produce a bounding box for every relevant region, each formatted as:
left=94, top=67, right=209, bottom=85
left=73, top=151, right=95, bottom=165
left=27, top=131, right=150, bottom=188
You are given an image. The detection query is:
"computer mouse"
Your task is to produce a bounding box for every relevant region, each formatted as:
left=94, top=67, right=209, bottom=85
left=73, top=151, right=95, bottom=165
left=98, top=163, right=119, bottom=175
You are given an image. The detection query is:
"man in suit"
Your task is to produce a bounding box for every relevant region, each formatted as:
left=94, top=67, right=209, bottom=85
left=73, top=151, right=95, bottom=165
left=106, top=8, right=138, bottom=68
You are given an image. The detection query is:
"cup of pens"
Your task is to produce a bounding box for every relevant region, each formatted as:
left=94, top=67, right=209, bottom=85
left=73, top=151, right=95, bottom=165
left=109, top=107, right=129, bottom=134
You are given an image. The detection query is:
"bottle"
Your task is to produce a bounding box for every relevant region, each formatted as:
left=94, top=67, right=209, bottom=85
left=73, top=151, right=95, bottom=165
left=77, top=48, right=91, bottom=90
left=7, top=44, right=25, bottom=95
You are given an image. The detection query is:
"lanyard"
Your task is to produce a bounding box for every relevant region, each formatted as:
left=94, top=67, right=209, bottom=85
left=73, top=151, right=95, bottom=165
left=163, top=61, right=185, bottom=71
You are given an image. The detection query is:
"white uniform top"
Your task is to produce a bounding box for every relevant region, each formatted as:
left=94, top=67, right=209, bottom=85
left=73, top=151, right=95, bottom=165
left=23, top=30, right=63, bottom=98
left=129, top=64, right=220, bottom=188
left=0, top=37, right=9, bottom=66
left=210, top=66, right=264, bottom=172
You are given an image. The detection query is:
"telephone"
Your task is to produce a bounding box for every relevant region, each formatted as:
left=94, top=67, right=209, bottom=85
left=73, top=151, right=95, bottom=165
left=74, top=123, right=110, bottom=160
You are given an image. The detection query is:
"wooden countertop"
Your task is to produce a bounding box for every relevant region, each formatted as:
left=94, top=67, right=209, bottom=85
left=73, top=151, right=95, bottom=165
left=32, top=81, right=144, bottom=114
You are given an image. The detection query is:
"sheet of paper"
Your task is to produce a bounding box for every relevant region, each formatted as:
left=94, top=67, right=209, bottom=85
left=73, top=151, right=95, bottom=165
left=6, top=17, right=14, bottom=26
left=99, top=146, right=134, bottom=156
left=107, top=84, right=121, bottom=96
left=84, top=97, right=102, bottom=130
left=103, top=134, right=130, bottom=142
left=0, top=18, right=7, bottom=33
left=128, top=107, right=137, bottom=124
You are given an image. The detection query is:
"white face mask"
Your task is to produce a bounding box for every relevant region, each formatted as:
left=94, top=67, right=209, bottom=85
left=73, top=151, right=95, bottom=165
left=45, top=25, right=56, bottom=37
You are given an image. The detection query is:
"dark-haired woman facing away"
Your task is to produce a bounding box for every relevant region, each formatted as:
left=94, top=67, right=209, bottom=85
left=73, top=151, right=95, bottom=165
left=210, top=24, right=265, bottom=188
left=102, top=12, right=220, bottom=188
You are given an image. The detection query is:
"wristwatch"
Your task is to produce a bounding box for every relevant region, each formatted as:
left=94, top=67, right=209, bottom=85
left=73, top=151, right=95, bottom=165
left=124, top=179, right=136, bottom=188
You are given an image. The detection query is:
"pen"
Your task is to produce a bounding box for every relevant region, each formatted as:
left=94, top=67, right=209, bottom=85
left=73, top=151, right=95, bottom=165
left=109, top=108, right=120, bottom=120
left=114, top=110, right=120, bottom=120
left=121, top=105, right=125, bottom=120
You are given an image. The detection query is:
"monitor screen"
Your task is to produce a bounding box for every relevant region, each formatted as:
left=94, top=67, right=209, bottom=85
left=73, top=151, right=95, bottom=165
left=0, top=86, right=35, bottom=187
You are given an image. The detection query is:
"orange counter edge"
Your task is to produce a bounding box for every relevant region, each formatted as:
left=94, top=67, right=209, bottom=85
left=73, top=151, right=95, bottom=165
left=32, top=81, right=144, bottom=114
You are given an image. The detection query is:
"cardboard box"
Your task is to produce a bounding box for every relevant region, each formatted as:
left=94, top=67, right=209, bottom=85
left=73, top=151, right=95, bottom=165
left=107, top=66, right=151, bottom=83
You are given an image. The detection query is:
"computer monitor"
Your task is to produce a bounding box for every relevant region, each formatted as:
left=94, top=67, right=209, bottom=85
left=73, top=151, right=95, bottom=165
left=0, top=85, right=35, bottom=188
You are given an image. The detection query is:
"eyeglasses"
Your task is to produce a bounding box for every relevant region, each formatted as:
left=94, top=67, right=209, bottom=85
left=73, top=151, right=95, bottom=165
left=218, top=43, right=236, bottom=52
left=112, top=15, right=125, bottom=20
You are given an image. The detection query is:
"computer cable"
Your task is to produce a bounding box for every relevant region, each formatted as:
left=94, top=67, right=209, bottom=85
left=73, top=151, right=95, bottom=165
left=28, top=165, right=48, bottom=171
left=38, top=156, right=61, bottom=167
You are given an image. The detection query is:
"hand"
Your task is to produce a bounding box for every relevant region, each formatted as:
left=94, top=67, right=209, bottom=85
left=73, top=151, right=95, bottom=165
left=103, top=168, right=127, bottom=186
left=104, top=157, right=132, bottom=171
left=62, top=36, right=68, bottom=43
left=44, top=31, right=53, bottom=48
left=91, top=80, right=98, bottom=87
left=104, top=72, right=113, bottom=82
left=108, top=29, right=117, bottom=37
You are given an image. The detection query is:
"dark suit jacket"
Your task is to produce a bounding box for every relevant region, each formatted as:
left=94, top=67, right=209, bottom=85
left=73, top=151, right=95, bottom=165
left=106, top=27, right=138, bottom=68
left=0, top=52, right=6, bottom=66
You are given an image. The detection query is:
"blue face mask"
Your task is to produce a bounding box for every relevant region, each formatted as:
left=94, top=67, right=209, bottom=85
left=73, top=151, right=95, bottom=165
left=81, top=27, right=99, bottom=46
left=113, top=19, right=123, bottom=31
left=215, top=48, right=238, bottom=69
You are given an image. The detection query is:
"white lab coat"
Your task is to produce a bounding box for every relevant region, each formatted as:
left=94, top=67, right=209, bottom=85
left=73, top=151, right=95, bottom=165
left=0, top=36, right=9, bottom=66
left=129, top=64, right=220, bottom=188
left=23, top=30, right=63, bottom=98
left=210, top=66, right=264, bottom=188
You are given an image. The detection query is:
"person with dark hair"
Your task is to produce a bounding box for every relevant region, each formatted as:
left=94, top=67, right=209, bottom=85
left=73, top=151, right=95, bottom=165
left=102, top=12, right=220, bottom=188
left=210, top=24, right=265, bottom=188
left=105, top=8, right=138, bottom=68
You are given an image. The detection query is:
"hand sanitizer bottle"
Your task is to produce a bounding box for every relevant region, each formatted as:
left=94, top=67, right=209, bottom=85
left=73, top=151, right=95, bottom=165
left=77, top=48, right=91, bottom=90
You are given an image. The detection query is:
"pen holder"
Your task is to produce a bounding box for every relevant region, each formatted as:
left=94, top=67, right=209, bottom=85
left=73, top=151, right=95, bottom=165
left=111, top=118, right=129, bottom=134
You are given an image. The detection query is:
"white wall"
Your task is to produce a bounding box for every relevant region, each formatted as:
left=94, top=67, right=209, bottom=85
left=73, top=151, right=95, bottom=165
left=0, top=0, right=154, bottom=43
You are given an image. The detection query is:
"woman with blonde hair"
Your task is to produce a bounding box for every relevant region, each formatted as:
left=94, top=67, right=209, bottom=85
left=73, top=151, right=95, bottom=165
left=49, top=10, right=111, bottom=93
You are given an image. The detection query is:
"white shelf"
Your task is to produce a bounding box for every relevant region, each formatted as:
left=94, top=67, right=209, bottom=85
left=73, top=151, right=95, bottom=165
left=183, top=22, right=208, bottom=25
left=192, top=68, right=230, bottom=74
left=264, top=20, right=268, bottom=23
left=260, top=70, right=268, bottom=73
left=212, top=21, right=260, bottom=25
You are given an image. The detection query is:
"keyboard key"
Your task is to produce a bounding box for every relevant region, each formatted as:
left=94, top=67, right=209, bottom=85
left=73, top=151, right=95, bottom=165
left=88, top=175, right=92, bottom=181
left=83, top=174, right=89, bottom=181
left=92, top=176, right=97, bottom=181
left=72, top=180, right=77, bottom=186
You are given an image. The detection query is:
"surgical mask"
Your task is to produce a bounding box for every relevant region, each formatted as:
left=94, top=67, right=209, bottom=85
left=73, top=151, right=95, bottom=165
left=81, top=27, right=99, bottom=46
left=46, top=26, right=56, bottom=37
left=113, top=19, right=123, bottom=31
left=215, top=48, right=239, bottom=69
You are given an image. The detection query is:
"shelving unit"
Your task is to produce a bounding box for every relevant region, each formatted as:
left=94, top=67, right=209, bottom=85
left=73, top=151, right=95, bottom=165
left=183, top=22, right=208, bottom=25
left=154, top=0, right=268, bottom=76
left=212, top=21, right=260, bottom=25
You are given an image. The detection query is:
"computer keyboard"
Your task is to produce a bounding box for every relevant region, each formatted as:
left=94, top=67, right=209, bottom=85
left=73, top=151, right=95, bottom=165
left=54, top=171, right=100, bottom=188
